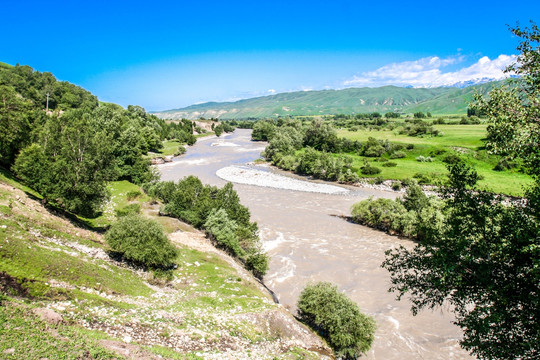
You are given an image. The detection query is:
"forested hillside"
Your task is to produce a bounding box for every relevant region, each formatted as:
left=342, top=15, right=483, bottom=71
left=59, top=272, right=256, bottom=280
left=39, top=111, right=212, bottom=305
left=0, top=63, right=194, bottom=216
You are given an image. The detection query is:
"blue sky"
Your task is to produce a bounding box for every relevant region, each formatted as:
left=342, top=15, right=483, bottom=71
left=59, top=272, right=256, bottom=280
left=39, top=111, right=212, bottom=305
left=2, top=0, right=538, bottom=110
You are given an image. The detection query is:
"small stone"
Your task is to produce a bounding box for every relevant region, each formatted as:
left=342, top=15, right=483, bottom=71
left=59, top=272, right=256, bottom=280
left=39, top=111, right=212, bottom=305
left=3, top=348, right=15, bottom=355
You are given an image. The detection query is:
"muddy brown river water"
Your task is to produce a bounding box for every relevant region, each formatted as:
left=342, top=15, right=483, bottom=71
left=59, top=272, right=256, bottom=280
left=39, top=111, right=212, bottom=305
left=159, top=129, right=472, bottom=359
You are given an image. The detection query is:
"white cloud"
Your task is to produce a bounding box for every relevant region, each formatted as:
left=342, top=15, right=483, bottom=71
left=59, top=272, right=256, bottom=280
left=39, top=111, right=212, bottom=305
left=344, top=54, right=517, bottom=88
left=267, top=89, right=276, bottom=94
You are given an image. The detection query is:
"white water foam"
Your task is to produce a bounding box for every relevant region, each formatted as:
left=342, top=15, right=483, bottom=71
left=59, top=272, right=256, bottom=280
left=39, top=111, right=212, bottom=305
left=259, top=230, right=287, bottom=252
left=270, top=256, right=296, bottom=284
left=211, top=142, right=239, bottom=147
left=216, top=165, right=348, bottom=194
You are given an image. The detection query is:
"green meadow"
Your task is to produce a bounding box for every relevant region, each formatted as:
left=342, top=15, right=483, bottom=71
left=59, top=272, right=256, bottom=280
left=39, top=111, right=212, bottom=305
left=337, top=124, right=534, bottom=196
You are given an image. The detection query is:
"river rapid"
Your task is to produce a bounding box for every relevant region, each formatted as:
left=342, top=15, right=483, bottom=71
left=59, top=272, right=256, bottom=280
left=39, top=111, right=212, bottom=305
left=159, top=129, right=472, bottom=359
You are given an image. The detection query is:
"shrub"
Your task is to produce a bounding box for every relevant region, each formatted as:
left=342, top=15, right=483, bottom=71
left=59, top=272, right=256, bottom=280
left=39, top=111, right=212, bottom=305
left=391, top=181, right=402, bottom=191
left=351, top=197, right=408, bottom=231
left=115, top=203, right=141, bottom=217
left=106, top=215, right=177, bottom=268
left=126, top=190, right=142, bottom=200
left=204, top=208, right=244, bottom=257
left=442, top=154, right=462, bottom=164
left=382, top=161, right=397, bottom=167
left=390, top=151, right=406, bottom=159
left=362, top=137, right=386, bottom=157
left=245, top=252, right=269, bottom=279
left=175, top=146, right=187, bottom=156
left=416, top=155, right=433, bottom=162
left=406, top=144, right=415, bottom=150
left=339, top=169, right=360, bottom=183
left=360, top=164, right=381, bottom=175
left=493, top=158, right=517, bottom=171
left=402, top=183, right=428, bottom=212
left=401, top=178, right=414, bottom=187
left=413, top=173, right=431, bottom=184
left=374, top=176, right=384, bottom=184
left=297, top=282, right=375, bottom=359
left=429, top=149, right=446, bottom=157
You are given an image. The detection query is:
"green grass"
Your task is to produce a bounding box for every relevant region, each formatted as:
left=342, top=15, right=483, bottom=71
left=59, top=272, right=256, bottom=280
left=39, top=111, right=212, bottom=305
left=338, top=124, right=487, bottom=149
left=147, top=140, right=183, bottom=159
left=0, top=205, right=153, bottom=298
left=83, top=180, right=149, bottom=229
left=196, top=132, right=215, bottom=138
left=0, top=299, right=119, bottom=359
left=337, top=125, right=534, bottom=196
left=0, top=167, right=43, bottom=199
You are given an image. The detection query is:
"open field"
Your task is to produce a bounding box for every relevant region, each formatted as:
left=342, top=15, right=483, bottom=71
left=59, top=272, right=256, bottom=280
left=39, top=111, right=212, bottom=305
left=337, top=124, right=534, bottom=196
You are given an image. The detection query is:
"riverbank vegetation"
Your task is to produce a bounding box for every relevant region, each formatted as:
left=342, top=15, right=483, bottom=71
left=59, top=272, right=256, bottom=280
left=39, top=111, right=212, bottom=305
left=252, top=106, right=533, bottom=196
left=297, top=282, right=376, bottom=359
left=0, top=63, right=203, bottom=216
left=144, top=177, right=269, bottom=279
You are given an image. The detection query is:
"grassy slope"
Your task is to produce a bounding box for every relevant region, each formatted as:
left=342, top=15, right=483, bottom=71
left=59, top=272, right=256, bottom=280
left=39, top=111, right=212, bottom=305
left=337, top=125, right=533, bottom=196
left=0, top=174, right=328, bottom=359
left=154, top=82, right=503, bottom=120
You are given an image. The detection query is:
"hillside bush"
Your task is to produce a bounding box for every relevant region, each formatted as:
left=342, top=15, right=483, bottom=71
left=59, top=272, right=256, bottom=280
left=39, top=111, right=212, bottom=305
left=360, top=164, right=381, bottom=175
left=204, top=208, right=244, bottom=257
left=115, top=203, right=141, bottom=217
left=416, top=155, right=433, bottom=162
left=390, top=150, right=407, bottom=159
left=245, top=252, right=269, bottom=279
left=297, top=282, right=375, bottom=359
left=106, top=215, right=177, bottom=269
left=442, top=154, right=462, bottom=164
left=382, top=161, right=397, bottom=167
left=351, top=197, right=407, bottom=231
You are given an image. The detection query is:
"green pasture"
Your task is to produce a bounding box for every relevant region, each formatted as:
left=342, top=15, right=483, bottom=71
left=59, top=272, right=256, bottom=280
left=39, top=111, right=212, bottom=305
left=338, top=124, right=534, bottom=196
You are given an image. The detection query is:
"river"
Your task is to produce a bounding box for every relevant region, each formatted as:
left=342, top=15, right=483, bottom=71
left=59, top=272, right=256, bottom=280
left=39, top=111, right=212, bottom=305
left=159, top=129, right=472, bottom=359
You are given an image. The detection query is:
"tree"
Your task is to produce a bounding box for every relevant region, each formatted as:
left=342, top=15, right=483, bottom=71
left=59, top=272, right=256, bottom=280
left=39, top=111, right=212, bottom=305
left=14, top=110, right=115, bottom=216
left=251, top=120, right=276, bottom=141
left=382, top=23, right=540, bottom=360
left=297, top=282, right=375, bottom=359
left=0, top=85, right=31, bottom=166
left=382, top=163, right=539, bottom=359
left=106, top=215, right=177, bottom=268
left=303, top=119, right=339, bottom=152
left=474, top=21, right=540, bottom=176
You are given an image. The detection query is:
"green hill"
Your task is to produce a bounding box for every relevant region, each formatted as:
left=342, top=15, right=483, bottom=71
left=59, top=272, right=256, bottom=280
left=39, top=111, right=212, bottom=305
left=154, top=82, right=504, bottom=120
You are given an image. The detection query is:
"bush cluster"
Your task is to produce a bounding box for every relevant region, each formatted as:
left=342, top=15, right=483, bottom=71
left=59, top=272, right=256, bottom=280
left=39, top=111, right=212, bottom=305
left=105, top=215, right=177, bottom=269
left=144, top=177, right=268, bottom=278
left=297, top=282, right=376, bottom=359
left=351, top=183, right=445, bottom=239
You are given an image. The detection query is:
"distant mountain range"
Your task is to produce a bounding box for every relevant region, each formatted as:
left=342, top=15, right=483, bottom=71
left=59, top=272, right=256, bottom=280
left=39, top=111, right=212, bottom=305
left=152, top=81, right=505, bottom=120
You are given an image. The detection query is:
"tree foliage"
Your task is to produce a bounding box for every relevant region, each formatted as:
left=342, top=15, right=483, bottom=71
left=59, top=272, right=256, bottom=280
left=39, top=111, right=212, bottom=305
left=382, top=163, right=539, bottom=359
left=297, top=282, right=376, bottom=359
left=474, top=21, right=540, bottom=176
left=144, top=177, right=269, bottom=278
left=0, top=64, right=197, bottom=216
left=382, top=24, right=540, bottom=359
left=105, top=215, right=177, bottom=269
